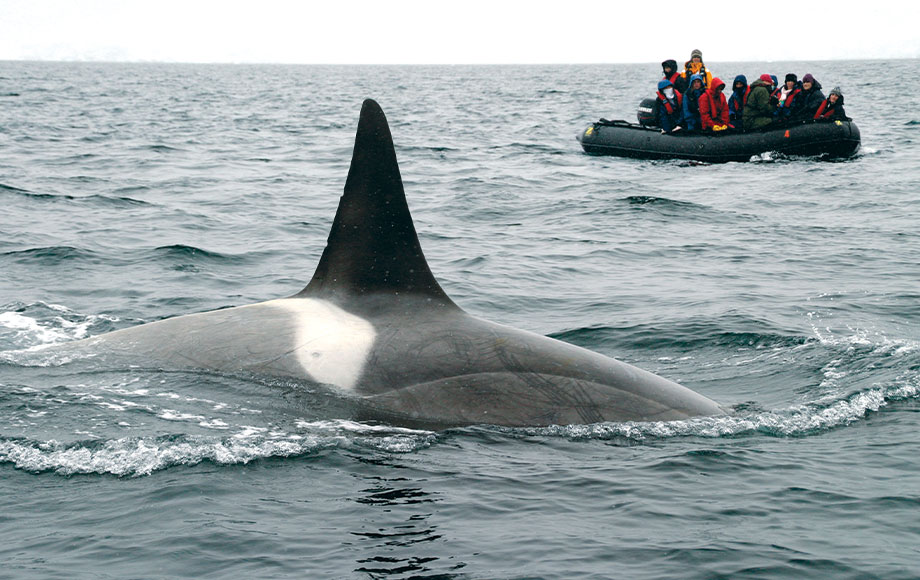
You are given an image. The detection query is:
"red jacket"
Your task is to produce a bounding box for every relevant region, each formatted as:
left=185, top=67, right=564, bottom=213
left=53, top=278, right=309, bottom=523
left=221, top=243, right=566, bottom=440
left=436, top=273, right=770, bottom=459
left=699, top=77, right=730, bottom=130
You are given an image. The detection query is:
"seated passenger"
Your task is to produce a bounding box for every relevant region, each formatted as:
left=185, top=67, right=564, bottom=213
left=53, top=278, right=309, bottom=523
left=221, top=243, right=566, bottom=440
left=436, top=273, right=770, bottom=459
left=661, top=59, right=681, bottom=91
left=728, top=75, right=750, bottom=129
left=814, top=87, right=848, bottom=120
left=656, top=79, right=683, bottom=133
left=680, top=74, right=705, bottom=131
left=773, top=73, right=802, bottom=121
left=743, top=74, right=776, bottom=131
left=794, top=73, right=825, bottom=120
left=676, top=49, right=713, bottom=93
left=699, top=77, right=730, bottom=131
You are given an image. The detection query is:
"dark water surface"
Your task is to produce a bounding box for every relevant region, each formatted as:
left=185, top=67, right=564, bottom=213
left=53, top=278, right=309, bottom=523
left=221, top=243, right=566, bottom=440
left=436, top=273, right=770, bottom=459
left=2, top=60, right=919, bottom=578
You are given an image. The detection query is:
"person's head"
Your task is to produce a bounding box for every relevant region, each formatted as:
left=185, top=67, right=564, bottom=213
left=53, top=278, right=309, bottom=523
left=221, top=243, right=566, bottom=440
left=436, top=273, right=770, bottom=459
left=829, top=86, right=843, bottom=104
left=733, top=75, right=748, bottom=92
left=691, top=77, right=702, bottom=90
left=712, top=78, right=725, bottom=93
left=784, top=73, right=797, bottom=90
left=759, top=74, right=773, bottom=86
left=690, top=49, right=703, bottom=63
left=662, top=59, right=677, bottom=75
left=802, top=73, right=815, bottom=90
left=658, top=79, right=675, bottom=97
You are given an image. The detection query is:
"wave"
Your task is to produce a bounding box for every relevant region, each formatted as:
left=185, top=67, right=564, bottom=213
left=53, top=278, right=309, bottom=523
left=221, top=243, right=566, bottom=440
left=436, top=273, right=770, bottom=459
left=2, top=245, right=99, bottom=265
left=0, top=183, right=149, bottom=207
left=0, top=302, right=119, bottom=349
left=3, top=376, right=915, bottom=478
left=550, top=315, right=809, bottom=352
left=0, top=421, right=437, bottom=477
left=152, top=244, right=235, bottom=262
left=512, top=378, right=920, bottom=441
left=0, top=182, right=31, bottom=194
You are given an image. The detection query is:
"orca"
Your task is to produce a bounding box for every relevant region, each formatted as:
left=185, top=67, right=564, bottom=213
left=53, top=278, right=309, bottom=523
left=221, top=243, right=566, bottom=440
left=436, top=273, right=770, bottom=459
left=45, top=99, right=724, bottom=429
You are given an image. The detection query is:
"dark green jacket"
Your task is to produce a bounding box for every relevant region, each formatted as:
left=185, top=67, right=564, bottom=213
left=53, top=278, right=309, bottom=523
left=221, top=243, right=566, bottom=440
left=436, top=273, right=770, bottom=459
left=743, top=80, right=774, bottom=130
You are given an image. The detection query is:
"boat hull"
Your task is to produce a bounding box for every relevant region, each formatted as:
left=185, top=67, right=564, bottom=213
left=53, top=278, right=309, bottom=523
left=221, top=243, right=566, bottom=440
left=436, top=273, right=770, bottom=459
left=577, top=119, right=861, bottom=163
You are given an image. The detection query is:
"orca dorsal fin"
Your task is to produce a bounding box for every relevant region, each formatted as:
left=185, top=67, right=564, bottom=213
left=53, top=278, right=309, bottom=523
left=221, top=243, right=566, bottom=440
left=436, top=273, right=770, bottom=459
left=298, top=99, right=458, bottom=308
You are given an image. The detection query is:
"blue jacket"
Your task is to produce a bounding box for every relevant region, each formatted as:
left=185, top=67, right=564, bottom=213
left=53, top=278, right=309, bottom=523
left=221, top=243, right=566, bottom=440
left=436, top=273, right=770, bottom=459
left=656, top=80, right=682, bottom=133
left=728, top=75, right=748, bottom=127
left=680, top=74, right=704, bottom=131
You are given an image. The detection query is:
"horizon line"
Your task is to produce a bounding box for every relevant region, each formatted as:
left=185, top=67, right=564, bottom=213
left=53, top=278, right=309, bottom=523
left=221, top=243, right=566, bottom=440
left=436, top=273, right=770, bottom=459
left=2, top=56, right=917, bottom=67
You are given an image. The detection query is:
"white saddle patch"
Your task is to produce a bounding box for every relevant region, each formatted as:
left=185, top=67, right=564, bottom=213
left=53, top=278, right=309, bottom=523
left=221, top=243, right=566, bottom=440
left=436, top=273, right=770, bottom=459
left=269, top=298, right=376, bottom=391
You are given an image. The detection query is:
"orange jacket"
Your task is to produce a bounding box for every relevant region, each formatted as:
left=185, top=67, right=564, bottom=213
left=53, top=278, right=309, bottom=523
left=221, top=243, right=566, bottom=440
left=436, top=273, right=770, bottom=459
left=681, top=61, right=713, bottom=89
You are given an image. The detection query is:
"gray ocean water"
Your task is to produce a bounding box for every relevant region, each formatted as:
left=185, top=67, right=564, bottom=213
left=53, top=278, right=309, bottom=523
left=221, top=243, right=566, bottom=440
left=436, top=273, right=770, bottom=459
left=1, top=60, right=919, bottom=579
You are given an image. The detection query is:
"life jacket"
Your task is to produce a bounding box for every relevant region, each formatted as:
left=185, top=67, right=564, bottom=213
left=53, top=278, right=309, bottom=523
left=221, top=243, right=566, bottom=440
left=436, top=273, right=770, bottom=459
left=656, top=90, right=682, bottom=116
left=772, top=86, right=801, bottom=109
left=663, top=72, right=681, bottom=87
left=729, top=87, right=751, bottom=115
left=814, top=99, right=836, bottom=119
left=682, top=63, right=709, bottom=89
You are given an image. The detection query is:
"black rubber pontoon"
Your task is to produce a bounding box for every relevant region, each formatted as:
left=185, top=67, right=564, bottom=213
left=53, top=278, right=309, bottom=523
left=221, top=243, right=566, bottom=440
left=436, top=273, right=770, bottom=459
left=577, top=118, right=861, bottom=163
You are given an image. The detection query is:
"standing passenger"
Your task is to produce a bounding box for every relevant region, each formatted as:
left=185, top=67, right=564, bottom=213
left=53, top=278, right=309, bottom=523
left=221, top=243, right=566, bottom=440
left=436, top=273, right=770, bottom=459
left=743, top=74, right=776, bottom=131
left=656, top=79, right=683, bottom=133
left=677, top=49, right=713, bottom=92
left=728, top=75, right=750, bottom=129
left=699, top=77, right=730, bottom=131
left=681, top=74, right=705, bottom=131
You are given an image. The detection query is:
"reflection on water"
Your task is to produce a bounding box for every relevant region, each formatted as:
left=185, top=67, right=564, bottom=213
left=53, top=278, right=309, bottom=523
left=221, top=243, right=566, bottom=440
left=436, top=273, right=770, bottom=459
left=349, top=468, right=467, bottom=579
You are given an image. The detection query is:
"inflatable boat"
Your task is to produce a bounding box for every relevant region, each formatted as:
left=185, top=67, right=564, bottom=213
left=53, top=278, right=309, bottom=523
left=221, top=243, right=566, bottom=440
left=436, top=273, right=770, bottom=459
left=577, top=107, right=860, bottom=163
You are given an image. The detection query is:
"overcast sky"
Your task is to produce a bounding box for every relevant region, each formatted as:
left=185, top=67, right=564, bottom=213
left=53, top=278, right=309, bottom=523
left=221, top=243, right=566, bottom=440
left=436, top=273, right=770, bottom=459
left=1, top=1, right=917, bottom=65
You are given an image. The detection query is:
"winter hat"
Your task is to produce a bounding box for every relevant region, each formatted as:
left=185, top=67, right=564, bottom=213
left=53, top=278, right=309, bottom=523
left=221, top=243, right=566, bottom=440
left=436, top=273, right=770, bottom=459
left=785, top=73, right=797, bottom=83
left=802, top=73, right=815, bottom=83
left=691, top=49, right=703, bottom=59
left=759, top=74, right=773, bottom=84
left=829, top=86, right=843, bottom=97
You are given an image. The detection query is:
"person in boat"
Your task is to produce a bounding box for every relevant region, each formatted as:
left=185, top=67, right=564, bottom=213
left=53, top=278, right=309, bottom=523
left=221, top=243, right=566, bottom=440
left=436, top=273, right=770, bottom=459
left=661, top=59, right=681, bottom=92
left=743, top=74, right=777, bottom=131
left=655, top=79, right=683, bottom=133
left=814, top=86, right=847, bottom=121
left=773, top=73, right=802, bottom=122
left=699, top=77, right=730, bottom=132
left=676, top=49, right=713, bottom=92
left=680, top=73, right=705, bottom=131
left=794, top=73, right=825, bottom=120
left=728, top=75, right=750, bottom=129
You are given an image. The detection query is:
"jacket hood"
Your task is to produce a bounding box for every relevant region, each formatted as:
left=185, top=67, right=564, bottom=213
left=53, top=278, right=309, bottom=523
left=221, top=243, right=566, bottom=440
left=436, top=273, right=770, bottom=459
left=689, top=73, right=704, bottom=88
left=732, top=75, right=748, bottom=91
left=658, top=79, right=675, bottom=91
left=662, top=59, right=678, bottom=72
left=709, top=77, right=726, bottom=93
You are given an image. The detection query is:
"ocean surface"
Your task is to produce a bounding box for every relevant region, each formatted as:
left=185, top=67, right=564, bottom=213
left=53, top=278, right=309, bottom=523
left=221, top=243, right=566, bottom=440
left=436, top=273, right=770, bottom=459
left=1, top=60, right=919, bottom=579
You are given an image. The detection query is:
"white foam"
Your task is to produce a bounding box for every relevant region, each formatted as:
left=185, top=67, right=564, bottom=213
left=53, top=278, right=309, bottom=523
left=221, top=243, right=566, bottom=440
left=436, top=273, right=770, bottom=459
left=0, top=435, right=329, bottom=477
left=0, top=311, right=72, bottom=345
